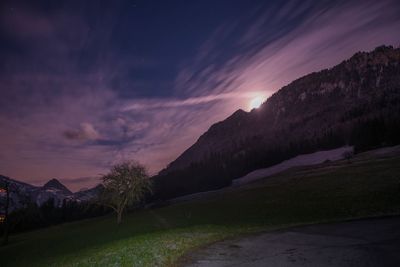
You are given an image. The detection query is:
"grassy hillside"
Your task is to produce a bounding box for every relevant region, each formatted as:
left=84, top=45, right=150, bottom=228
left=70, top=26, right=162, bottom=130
left=1, top=151, right=400, bottom=266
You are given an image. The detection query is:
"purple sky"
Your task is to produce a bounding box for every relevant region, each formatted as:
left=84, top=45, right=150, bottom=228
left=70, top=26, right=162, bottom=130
left=0, top=0, right=399, bottom=191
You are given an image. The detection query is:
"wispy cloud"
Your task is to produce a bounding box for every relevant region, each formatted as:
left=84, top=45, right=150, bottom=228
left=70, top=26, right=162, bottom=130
left=173, top=0, right=400, bottom=99
left=122, top=91, right=267, bottom=111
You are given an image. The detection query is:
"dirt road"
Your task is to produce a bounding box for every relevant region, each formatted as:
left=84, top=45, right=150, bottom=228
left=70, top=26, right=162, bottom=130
left=181, top=217, right=400, bottom=267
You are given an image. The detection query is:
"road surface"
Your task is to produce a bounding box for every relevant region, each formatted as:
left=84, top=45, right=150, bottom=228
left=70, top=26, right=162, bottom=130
left=180, top=217, right=400, bottom=267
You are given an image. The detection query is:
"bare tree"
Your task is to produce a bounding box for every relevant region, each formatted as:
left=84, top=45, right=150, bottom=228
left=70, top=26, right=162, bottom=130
left=100, top=161, right=152, bottom=224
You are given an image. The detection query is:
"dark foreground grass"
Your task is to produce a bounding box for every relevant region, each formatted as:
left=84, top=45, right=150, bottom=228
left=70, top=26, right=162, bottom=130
left=1, top=153, right=400, bottom=266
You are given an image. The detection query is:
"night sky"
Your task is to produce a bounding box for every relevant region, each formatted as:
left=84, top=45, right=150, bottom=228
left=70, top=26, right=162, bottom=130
left=1, top=0, right=399, bottom=191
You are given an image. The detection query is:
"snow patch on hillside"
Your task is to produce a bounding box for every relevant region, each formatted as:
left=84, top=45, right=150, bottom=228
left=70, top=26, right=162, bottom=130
left=232, top=146, right=353, bottom=186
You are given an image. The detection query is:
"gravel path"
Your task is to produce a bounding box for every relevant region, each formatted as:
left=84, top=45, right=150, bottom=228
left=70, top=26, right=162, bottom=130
left=180, top=217, right=400, bottom=267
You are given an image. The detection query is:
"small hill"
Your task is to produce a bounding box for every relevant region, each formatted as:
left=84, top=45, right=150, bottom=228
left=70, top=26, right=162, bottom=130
left=1, top=148, right=400, bottom=266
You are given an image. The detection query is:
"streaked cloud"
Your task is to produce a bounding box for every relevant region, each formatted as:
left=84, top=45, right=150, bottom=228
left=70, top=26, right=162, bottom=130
left=122, top=91, right=267, bottom=111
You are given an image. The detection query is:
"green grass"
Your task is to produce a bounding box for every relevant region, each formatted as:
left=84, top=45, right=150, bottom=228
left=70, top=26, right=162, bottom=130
left=1, top=153, right=400, bottom=266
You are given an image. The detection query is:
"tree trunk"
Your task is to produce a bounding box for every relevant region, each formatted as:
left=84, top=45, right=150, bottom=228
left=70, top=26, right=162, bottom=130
left=117, top=210, right=122, bottom=224
left=116, top=199, right=128, bottom=225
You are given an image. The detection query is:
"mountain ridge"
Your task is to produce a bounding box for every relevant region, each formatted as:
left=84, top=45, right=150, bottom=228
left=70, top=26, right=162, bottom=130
left=0, top=175, right=101, bottom=210
left=154, top=45, right=400, bottom=199
left=163, top=45, right=400, bottom=173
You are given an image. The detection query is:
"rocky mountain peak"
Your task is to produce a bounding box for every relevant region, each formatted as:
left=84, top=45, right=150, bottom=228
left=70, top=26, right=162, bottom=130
left=42, top=178, right=72, bottom=195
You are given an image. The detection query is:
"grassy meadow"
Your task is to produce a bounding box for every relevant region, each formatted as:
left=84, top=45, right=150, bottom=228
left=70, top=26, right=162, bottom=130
left=1, top=151, right=400, bottom=266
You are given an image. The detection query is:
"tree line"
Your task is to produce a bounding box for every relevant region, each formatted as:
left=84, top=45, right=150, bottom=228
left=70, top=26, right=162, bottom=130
left=152, top=108, right=400, bottom=200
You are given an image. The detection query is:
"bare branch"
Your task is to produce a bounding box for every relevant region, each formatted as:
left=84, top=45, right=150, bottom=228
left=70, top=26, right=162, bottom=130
left=98, top=161, right=152, bottom=224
